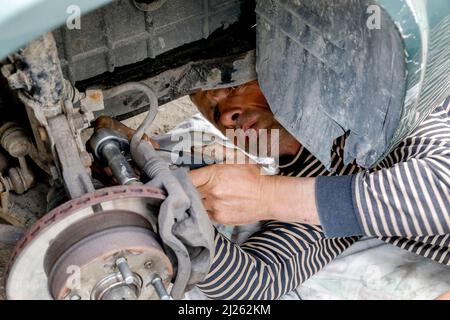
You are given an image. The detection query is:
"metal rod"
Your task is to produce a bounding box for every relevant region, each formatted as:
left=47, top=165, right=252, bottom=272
left=151, top=276, right=171, bottom=300
left=116, top=257, right=135, bottom=285
left=101, top=142, right=139, bottom=185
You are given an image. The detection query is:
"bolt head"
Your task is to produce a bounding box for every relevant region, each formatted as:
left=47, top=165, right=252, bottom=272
left=115, top=257, right=127, bottom=265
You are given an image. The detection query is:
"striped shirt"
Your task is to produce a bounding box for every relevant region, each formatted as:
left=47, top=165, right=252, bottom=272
left=198, top=97, right=450, bottom=299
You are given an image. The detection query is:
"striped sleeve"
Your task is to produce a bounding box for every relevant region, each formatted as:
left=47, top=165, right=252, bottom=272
left=198, top=222, right=358, bottom=300
left=380, top=234, right=450, bottom=265
left=353, top=102, right=450, bottom=238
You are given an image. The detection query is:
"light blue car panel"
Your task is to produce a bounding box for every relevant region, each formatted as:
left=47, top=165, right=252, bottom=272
left=0, top=0, right=112, bottom=59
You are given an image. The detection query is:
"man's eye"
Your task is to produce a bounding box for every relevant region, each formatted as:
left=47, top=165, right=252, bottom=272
left=213, top=106, right=221, bottom=123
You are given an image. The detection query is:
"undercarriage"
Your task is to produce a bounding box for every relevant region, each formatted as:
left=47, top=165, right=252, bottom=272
left=0, top=34, right=218, bottom=299
left=2, top=0, right=449, bottom=301
left=0, top=0, right=256, bottom=300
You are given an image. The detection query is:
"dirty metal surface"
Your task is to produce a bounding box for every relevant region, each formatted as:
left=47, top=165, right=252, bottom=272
left=54, top=0, right=245, bottom=82
left=7, top=185, right=165, bottom=275
left=0, top=225, right=24, bottom=245
left=49, top=224, right=172, bottom=300
left=6, top=185, right=166, bottom=300
left=0, top=243, right=13, bottom=300
left=75, top=8, right=257, bottom=121
left=48, top=115, right=95, bottom=199
left=97, top=50, right=256, bottom=121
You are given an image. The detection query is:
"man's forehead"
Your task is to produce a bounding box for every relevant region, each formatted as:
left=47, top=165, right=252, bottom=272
left=191, top=87, right=234, bottom=117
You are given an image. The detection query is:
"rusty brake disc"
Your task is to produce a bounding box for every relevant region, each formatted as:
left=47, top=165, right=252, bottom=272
left=5, top=185, right=174, bottom=300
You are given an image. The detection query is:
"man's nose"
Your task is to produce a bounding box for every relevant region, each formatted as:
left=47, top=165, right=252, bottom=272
left=220, top=107, right=242, bottom=128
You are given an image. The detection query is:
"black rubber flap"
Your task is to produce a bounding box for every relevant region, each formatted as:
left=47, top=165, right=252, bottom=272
left=256, top=0, right=406, bottom=169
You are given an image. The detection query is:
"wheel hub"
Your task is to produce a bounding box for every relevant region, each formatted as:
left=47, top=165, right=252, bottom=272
left=5, top=185, right=173, bottom=300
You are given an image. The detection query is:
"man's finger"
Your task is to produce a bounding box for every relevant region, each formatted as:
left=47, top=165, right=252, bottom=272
left=189, top=166, right=214, bottom=188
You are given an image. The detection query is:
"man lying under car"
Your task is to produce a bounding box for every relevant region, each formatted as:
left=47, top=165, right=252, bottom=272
left=187, top=80, right=450, bottom=299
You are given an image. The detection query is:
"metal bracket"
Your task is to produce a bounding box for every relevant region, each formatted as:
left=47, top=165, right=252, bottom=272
left=48, top=115, right=95, bottom=199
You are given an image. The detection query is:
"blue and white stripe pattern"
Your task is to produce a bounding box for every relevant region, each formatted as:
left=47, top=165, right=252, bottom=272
left=198, top=97, right=450, bottom=299
left=355, top=97, right=450, bottom=264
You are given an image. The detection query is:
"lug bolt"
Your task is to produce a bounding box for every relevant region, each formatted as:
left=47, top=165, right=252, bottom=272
left=116, top=257, right=135, bottom=285
left=151, top=276, right=171, bottom=300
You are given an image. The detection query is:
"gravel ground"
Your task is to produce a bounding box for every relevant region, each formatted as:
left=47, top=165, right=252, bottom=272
left=123, top=96, right=198, bottom=136
left=0, top=97, right=198, bottom=300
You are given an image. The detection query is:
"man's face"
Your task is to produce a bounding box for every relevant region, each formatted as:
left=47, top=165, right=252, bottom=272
left=190, top=80, right=300, bottom=157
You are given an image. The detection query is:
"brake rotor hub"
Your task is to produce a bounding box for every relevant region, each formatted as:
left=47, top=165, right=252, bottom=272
left=5, top=185, right=173, bottom=300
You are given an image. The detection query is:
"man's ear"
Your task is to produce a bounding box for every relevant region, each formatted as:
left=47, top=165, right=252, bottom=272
left=189, top=92, right=198, bottom=105
left=190, top=91, right=213, bottom=118
left=189, top=92, right=203, bottom=114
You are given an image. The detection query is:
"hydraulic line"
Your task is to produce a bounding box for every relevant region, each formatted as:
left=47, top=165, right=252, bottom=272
left=102, top=82, right=159, bottom=156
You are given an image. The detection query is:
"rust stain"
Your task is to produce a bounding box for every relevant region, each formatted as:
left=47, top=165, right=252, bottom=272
left=87, top=90, right=103, bottom=102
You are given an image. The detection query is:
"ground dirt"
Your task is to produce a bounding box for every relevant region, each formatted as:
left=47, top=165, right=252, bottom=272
left=123, top=96, right=198, bottom=136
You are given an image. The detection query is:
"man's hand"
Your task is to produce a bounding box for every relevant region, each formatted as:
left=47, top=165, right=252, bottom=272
left=189, top=164, right=320, bottom=225
left=189, top=164, right=276, bottom=225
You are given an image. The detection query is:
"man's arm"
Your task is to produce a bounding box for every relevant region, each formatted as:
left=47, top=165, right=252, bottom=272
left=316, top=103, right=450, bottom=238
left=189, top=163, right=321, bottom=226
left=198, top=221, right=358, bottom=299
left=192, top=146, right=449, bottom=239
left=191, top=102, right=450, bottom=239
